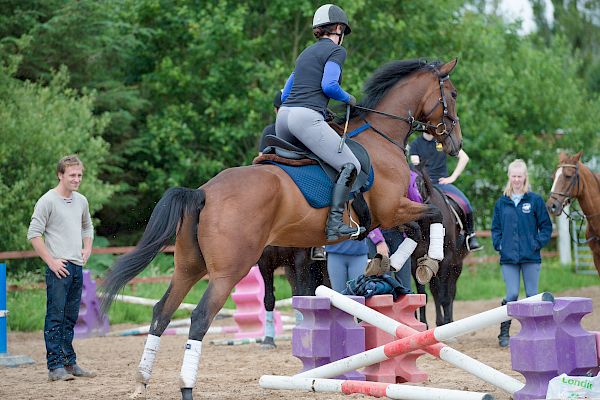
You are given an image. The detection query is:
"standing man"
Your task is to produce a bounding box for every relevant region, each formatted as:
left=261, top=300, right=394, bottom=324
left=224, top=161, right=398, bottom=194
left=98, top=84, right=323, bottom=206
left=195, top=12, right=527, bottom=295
left=27, top=155, right=96, bottom=381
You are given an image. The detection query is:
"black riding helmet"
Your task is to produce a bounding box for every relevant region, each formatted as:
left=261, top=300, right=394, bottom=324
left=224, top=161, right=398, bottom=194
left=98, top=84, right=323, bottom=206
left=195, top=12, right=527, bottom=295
left=312, top=4, right=351, bottom=35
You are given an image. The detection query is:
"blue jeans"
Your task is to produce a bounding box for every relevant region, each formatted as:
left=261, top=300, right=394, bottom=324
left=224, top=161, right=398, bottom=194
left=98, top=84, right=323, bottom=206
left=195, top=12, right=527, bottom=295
left=501, top=263, right=541, bottom=302
left=327, top=253, right=368, bottom=293
left=44, top=262, right=83, bottom=370
left=434, top=183, right=473, bottom=213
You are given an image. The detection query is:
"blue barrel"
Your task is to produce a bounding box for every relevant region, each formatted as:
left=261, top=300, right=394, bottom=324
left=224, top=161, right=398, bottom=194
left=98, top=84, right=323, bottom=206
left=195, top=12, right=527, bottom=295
left=0, top=263, right=6, bottom=354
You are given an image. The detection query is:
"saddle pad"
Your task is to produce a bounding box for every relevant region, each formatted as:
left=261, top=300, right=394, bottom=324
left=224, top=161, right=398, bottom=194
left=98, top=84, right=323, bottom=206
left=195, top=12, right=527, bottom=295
left=266, top=162, right=374, bottom=209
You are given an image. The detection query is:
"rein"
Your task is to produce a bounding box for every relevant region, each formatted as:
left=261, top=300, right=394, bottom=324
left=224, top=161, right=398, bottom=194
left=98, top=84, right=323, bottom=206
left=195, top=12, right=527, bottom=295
left=351, top=75, right=459, bottom=152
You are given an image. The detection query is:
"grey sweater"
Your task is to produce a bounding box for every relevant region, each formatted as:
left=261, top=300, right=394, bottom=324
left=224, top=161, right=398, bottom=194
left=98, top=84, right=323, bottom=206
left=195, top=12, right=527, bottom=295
left=27, top=189, right=94, bottom=266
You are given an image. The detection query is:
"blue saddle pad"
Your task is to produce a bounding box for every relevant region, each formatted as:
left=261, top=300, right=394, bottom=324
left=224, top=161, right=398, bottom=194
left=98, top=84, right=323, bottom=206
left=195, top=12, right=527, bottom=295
left=267, top=162, right=374, bottom=208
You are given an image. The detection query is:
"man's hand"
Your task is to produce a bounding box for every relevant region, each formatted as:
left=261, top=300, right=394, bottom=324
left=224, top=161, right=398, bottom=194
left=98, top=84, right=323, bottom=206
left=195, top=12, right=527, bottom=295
left=347, top=94, right=357, bottom=106
left=438, top=176, right=456, bottom=184
left=82, top=247, right=92, bottom=265
left=49, top=258, right=69, bottom=278
left=375, top=241, right=389, bottom=257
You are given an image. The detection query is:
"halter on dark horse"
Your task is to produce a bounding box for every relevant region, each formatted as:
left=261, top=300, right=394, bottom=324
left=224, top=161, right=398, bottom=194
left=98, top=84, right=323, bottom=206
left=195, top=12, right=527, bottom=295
left=100, top=59, right=463, bottom=400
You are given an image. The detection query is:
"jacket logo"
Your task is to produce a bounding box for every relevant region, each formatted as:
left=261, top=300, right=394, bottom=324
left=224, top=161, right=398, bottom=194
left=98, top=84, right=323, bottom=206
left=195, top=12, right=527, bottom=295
left=522, top=203, right=531, bottom=213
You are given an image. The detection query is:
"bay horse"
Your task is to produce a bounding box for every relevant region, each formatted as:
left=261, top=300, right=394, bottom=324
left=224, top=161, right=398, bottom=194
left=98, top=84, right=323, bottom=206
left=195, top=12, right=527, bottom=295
left=410, top=164, right=469, bottom=327
left=257, top=245, right=329, bottom=349
left=547, top=151, right=600, bottom=275
left=101, top=59, right=463, bottom=400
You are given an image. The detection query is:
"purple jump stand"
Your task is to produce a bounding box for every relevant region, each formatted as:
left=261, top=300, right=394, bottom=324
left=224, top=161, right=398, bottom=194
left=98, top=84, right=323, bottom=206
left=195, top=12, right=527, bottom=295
left=553, top=297, right=598, bottom=376
left=74, top=269, right=109, bottom=339
left=361, top=294, right=427, bottom=383
left=292, top=295, right=365, bottom=380
left=508, top=300, right=557, bottom=400
left=232, top=266, right=282, bottom=339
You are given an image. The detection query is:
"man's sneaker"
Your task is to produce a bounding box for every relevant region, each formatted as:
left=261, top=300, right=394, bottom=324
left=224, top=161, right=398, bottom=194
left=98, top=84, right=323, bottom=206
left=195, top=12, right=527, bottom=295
left=65, top=364, right=97, bottom=378
left=48, top=367, right=75, bottom=381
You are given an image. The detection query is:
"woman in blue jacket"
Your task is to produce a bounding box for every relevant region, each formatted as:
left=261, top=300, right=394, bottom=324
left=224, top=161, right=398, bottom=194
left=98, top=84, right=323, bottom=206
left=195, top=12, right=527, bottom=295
left=491, top=159, right=552, bottom=347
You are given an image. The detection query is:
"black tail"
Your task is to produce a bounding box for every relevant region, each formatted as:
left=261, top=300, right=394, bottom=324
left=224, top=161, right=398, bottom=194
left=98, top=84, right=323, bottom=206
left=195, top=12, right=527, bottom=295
left=100, top=187, right=205, bottom=312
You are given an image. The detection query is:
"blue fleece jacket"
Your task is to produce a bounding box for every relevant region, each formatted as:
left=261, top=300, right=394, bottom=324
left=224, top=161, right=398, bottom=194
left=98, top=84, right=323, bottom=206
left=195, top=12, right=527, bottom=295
left=491, top=192, right=553, bottom=264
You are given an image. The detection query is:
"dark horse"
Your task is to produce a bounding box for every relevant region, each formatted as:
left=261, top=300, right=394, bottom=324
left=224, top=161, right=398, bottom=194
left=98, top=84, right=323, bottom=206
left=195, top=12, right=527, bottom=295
left=101, top=59, right=463, bottom=400
left=411, top=164, right=469, bottom=327
left=547, top=151, right=600, bottom=276
left=257, top=246, right=329, bottom=349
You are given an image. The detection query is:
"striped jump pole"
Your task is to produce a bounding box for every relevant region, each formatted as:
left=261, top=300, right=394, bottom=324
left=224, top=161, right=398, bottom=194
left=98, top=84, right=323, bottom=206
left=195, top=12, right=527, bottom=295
left=260, top=375, right=494, bottom=400
left=315, top=285, right=524, bottom=394
left=295, top=288, right=553, bottom=388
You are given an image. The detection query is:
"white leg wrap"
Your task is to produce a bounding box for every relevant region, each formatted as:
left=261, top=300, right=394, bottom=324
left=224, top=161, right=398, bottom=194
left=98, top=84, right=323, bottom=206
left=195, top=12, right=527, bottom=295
left=389, top=238, right=418, bottom=271
left=428, top=223, right=445, bottom=261
left=265, top=311, right=275, bottom=338
left=138, top=334, right=161, bottom=384
left=180, top=339, right=202, bottom=388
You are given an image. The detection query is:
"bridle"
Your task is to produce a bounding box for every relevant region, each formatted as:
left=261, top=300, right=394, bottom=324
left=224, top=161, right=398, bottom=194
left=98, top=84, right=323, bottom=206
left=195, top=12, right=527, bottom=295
left=352, top=73, right=459, bottom=152
left=549, top=163, right=580, bottom=211
left=550, top=162, right=600, bottom=243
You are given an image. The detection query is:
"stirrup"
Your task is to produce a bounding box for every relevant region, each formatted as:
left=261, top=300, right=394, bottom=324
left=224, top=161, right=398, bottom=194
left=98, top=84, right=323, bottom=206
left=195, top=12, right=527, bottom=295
left=466, top=233, right=483, bottom=252
left=310, top=247, right=326, bottom=260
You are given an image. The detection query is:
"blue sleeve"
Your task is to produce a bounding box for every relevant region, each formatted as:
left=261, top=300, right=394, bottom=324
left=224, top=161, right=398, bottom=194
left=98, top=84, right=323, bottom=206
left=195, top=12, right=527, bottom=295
left=535, top=195, right=553, bottom=249
left=321, top=61, right=351, bottom=102
left=281, top=72, right=294, bottom=102
left=491, top=200, right=502, bottom=252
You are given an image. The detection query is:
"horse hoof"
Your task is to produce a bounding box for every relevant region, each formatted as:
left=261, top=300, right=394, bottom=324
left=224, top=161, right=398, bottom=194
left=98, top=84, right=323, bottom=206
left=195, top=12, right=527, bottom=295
left=181, top=387, right=193, bottom=400
left=416, top=255, right=439, bottom=284
left=130, top=383, right=147, bottom=399
left=260, top=336, right=277, bottom=350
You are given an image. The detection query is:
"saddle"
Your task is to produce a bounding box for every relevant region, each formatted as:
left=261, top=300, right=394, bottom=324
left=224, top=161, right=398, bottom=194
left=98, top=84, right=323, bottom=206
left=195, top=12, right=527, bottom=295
left=255, top=134, right=372, bottom=193
left=432, top=186, right=466, bottom=239
left=253, top=133, right=374, bottom=240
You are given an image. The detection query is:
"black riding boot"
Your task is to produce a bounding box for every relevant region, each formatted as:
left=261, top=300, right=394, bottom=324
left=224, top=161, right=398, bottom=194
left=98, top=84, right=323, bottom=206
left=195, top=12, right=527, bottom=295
left=326, top=163, right=366, bottom=241
left=465, top=212, right=482, bottom=251
left=498, top=300, right=511, bottom=347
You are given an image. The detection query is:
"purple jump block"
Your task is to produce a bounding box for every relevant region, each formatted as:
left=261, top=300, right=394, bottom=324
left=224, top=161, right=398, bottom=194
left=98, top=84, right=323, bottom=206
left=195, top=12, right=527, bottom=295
left=508, top=300, right=557, bottom=400
left=75, top=270, right=109, bottom=339
left=553, top=297, right=598, bottom=376
left=292, top=295, right=365, bottom=381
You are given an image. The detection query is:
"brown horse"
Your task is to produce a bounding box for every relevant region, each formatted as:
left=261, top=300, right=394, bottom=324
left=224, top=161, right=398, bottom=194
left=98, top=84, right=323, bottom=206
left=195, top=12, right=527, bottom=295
left=101, top=59, right=463, bottom=400
left=547, top=151, right=600, bottom=275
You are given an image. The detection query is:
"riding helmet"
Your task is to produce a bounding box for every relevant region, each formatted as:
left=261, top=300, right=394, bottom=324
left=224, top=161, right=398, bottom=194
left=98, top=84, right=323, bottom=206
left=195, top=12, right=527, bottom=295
left=312, top=4, right=351, bottom=35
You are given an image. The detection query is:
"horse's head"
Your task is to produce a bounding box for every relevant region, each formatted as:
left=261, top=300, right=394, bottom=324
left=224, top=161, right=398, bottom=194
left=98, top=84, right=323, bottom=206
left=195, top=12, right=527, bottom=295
left=547, top=151, right=583, bottom=216
left=419, top=59, right=463, bottom=156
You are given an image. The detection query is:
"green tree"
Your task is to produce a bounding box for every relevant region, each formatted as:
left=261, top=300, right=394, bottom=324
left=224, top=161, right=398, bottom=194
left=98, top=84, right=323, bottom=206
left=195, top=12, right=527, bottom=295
left=0, top=65, right=114, bottom=258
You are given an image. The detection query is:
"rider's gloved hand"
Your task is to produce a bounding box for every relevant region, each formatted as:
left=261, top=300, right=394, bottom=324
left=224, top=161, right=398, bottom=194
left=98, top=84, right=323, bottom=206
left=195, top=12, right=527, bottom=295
left=347, top=94, right=357, bottom=107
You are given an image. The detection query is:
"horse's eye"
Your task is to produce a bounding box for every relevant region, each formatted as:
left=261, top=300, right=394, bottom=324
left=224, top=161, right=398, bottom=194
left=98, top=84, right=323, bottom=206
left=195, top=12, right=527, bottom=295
left=451, top=91, right=457, bottom=99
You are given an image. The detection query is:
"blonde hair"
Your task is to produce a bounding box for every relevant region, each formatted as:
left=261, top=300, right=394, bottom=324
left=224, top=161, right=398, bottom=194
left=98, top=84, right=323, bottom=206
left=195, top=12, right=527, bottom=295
left=56, top=155, right=84, bottom=177
left=503, top=159, right=530, bottom=196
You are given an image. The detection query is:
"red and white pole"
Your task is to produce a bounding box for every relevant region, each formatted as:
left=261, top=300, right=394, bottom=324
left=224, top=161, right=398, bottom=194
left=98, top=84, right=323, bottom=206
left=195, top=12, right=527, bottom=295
left=260, top=375, right=494, bottom=400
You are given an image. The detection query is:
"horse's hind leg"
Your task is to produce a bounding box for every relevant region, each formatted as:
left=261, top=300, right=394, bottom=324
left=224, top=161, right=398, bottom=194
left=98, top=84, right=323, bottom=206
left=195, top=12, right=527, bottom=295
left=132, top=216, right=205, bottom=399
left=180, top=271, right=250, bottom=400
left=258, top=252, right=277, bottom=349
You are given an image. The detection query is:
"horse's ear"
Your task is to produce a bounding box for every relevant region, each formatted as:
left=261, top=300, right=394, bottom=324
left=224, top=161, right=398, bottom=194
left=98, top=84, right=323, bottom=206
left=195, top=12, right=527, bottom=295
left=559, top=151, right=567, bottom=162
left=438, top=59, right=458, bottom=77
left=574, top=150, right=583, bottom=161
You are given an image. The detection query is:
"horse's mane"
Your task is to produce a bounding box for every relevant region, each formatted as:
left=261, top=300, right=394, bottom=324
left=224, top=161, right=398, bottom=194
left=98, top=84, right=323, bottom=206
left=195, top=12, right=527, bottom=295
left=353, top=59, right=442, bottom=118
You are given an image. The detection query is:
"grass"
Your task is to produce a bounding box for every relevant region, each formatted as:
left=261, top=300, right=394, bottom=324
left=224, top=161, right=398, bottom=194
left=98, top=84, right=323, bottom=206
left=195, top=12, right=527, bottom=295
left=7, top=274, right=294, bottom=332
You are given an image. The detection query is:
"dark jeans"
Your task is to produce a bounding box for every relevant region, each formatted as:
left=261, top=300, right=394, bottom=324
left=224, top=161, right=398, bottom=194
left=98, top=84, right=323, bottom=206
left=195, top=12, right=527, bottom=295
left=44, top=262, right=83, bottom=370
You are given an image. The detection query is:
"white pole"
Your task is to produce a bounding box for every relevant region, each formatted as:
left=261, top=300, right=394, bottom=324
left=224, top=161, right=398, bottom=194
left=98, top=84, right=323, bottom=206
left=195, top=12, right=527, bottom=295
left=315, top=286, right=524, bottom=394
left=558, top=204, right=571, bottom=266
left=296, top=289, right=552, bottom=383
left=260, top=375, right=494, bottom=400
